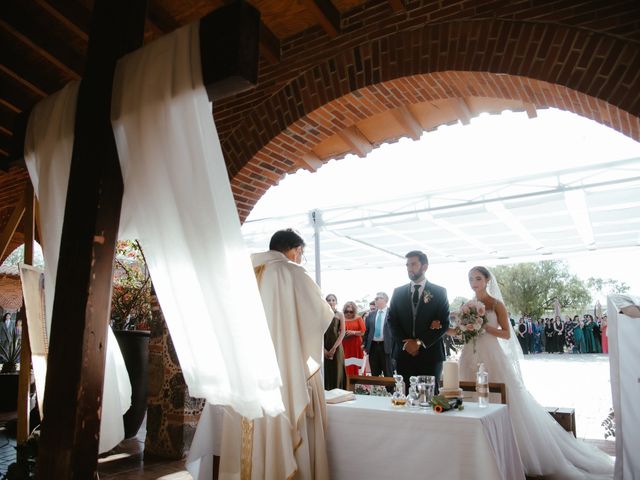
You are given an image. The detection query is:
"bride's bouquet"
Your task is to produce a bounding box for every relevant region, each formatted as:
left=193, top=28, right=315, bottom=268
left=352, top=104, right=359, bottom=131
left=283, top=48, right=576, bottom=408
left=452, top=300, right=487, bottom=352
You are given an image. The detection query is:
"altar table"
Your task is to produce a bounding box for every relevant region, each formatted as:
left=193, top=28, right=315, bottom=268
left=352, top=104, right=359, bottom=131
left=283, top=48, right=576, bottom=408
left=186, top=395, right=525, bottom=480
left=326, top=395, right=524, bottom=480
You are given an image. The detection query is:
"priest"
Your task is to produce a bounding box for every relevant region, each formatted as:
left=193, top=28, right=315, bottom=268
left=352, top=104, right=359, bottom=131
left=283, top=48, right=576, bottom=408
left=219, top=229, right=334, bottom=480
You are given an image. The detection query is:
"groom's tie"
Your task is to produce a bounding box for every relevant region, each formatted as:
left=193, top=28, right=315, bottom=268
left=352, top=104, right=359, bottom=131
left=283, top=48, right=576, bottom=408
left=412, top=284, right=420, bottom=308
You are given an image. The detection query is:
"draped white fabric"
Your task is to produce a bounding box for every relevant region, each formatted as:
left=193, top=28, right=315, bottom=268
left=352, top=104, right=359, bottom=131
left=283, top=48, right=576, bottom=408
left=607, top=294, right=640, bottom=480
left=111, top=23, right=283, bottom=419
left=23, top=82, right=132, bottom=454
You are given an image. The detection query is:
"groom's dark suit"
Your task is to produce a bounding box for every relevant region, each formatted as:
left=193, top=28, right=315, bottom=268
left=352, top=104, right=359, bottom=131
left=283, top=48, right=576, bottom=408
left=387, top=281, right=449, bottom=393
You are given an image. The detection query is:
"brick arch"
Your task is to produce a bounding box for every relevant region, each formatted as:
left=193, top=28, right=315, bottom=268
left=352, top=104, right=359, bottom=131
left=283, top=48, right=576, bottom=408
left=227, top=18, right=640, bottom=220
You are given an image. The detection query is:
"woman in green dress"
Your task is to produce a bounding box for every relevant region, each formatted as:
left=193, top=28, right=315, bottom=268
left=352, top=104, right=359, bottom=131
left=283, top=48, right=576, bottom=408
left=583, top=314, right=597, bottom=353
left=572, top=318, right=586, bottom=353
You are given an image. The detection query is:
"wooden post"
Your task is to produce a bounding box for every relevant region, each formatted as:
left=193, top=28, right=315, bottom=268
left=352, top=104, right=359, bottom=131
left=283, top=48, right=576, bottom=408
left=37, top=0, right=147, bottom=477
left=16, top=184, right=35, bottom=442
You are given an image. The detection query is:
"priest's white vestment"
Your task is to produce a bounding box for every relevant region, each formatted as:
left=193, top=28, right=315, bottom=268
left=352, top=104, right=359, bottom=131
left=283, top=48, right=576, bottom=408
left=219, top=250, right=334, bottom=480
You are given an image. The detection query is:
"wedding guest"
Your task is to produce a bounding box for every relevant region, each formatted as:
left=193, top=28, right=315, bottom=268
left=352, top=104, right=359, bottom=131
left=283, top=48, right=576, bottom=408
left=593, top=318, right=602, bottom=353
left=583, top=314, right=599, bottom=353
left=544, top=318, right=555, bottom=353
left=573, top=319, right=587, bottom=353
left=516, top=317, right=529, bottom=354
left=324, top=294, right=346, bottom=389
left=532, top=319, right=543, bottom=353
left=364, top=292, right=394, bottom=378
left=342, top=301, right=366, bottom=377
left=601, top=315, right=609, bottom=353
left=553, top=316, right=564, bottom=354
left=564, top=317, right=576, bottom=353
left=362, top=300, right=376, bottom=321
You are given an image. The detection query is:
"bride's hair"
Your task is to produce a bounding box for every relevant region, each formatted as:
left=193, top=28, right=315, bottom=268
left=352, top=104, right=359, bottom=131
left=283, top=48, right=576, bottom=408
left=469, top=266, right=491, bottom=279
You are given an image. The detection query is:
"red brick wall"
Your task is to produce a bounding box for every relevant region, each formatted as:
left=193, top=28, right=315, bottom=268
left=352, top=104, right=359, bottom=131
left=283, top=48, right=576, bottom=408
left=212, top=1, right=640, bottom=220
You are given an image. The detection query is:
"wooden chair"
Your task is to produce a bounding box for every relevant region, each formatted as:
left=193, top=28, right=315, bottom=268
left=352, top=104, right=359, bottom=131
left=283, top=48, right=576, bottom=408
left=346, top=375, right=395, bottom=392
left=459, top=381, right=508, bottom=404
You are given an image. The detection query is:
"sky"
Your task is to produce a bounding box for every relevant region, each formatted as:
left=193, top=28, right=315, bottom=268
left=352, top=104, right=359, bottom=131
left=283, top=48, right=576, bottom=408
left=244, top=108, right=640, bottom=308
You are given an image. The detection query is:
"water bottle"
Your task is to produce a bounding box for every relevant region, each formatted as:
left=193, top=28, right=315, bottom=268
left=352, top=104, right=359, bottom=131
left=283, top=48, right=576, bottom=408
left=476, top=363, right=489, bottom=408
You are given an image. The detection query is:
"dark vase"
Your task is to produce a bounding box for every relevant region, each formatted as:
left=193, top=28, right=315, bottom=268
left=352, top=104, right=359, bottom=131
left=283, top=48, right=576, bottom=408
left=113, top=329, right=150, bottom=438
left=0, top=372, right=19, bottom=412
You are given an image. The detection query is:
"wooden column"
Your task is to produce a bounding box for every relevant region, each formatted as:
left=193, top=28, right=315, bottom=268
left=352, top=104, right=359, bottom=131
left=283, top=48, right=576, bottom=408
left=37, top=0, right=147, bottom=477
left=16, top=184, right=35, bottom=442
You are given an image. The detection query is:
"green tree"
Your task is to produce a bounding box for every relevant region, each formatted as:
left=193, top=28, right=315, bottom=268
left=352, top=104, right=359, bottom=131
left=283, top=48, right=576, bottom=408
left=492, top=261, right=591, bottom=319
left=586, top=277, right=630, bottom=297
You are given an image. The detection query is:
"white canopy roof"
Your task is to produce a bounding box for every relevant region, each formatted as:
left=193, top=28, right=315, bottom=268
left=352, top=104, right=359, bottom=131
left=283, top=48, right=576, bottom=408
left=241, top=157, right=640, bottom=275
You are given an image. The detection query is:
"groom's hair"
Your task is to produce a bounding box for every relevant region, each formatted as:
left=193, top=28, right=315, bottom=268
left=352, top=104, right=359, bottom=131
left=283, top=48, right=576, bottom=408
left=405, top=250, right=428, bottom=266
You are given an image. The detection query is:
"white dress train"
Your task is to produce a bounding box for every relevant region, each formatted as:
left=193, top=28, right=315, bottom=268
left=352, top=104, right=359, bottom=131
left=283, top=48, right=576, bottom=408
left=458, top=310, right=614, bottom=479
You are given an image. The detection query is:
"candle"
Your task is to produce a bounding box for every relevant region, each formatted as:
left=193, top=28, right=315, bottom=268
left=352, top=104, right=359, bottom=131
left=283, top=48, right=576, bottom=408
left=443, top=361, right=459, bottom=390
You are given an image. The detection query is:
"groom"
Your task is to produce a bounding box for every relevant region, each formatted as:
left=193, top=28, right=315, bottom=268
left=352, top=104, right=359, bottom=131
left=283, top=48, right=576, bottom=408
left=388, top=250, right=450, bottom=393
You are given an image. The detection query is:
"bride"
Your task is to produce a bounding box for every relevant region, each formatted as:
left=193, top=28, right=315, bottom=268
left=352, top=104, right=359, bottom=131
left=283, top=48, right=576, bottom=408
left=451, top=266, right=613, bottom=479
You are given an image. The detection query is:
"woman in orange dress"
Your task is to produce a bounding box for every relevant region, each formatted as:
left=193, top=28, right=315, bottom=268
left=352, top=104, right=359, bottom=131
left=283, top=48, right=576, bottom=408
left=341, top=301, right=366, bottom=377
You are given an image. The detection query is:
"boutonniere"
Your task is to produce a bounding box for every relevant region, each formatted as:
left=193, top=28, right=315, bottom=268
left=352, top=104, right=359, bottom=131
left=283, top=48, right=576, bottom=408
left=423, top=289, right=433, bottom=304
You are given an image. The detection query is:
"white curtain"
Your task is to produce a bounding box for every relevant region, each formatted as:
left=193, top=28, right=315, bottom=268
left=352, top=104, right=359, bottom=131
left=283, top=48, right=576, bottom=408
left=23, top=82, right=132, bottom=454
left=111, top=22, right=283, bottom=419
left=607, top=294, right=640, bottom=479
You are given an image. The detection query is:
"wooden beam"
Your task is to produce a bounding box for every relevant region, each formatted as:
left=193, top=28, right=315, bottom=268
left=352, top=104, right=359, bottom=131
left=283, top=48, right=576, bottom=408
left=0, top=64, right=47, bottom=98
left=301, top=0, right=341, bottom=37
left=0, top=18, right=81, bottom=80
left=17, top=184, right=34, bottom=443
left=452, top=97, right=472, bottom=125
left=0, top=194, right=25, bottom=260
left=387, top=0, right=405, bottom=12
left=259, top=21, right=281, bottom=64
left=36, top=0, right=147, bottom=476
left=34, top=0, right=89, bottom=42
left=525, top=102, right=538, bottom=119
left=390, top=105, right=422, bottom=141
left=296, top=151, right=323, bottom=172
left=338, top=125, right=372, bottom=157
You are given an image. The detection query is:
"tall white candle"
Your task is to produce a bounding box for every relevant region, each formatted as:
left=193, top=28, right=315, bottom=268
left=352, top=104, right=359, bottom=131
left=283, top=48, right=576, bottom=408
left=443, top=361, right=459, bottom=390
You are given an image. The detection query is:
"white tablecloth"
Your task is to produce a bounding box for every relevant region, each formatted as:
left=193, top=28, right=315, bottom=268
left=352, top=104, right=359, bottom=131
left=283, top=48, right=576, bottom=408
left=187, top=395, right=524, bottom=480
left=326, top=395, right=524, bottom=480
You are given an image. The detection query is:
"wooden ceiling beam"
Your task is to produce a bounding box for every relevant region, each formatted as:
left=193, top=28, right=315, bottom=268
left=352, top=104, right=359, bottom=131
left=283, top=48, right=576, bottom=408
left=0, top=18, right=81, bottom=80
left=338, top=125, right=372, bottom=157
left=525, top=102, right=538, bottom=119
left=0, top=194, right=25, bottom=260
left=41, top=0, right=91, bottom=37
left=34, top=0, right=89, bottom=42
left=301, top=0, right=341, bottom=38
left=295, top=151, right=324, bottom=172
left=260, top=21, right=281, bottom=64
left=0, top=99, right=20, bottom=114
left=390, top=105, right=423, bottom=140
left=0, top=64, right=47, bottom=98
left=452, top=97, right=472, bottom=125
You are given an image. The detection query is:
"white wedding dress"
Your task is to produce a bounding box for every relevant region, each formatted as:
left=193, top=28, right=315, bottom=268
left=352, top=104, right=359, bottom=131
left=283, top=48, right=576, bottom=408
left=459, top=310, right=614, bottom=479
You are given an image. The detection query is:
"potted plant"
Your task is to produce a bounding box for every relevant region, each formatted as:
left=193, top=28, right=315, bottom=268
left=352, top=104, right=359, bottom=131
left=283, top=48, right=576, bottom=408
left=111, top=240, right=152, bottom=438
left=0, top=315, right=21, bottom=412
